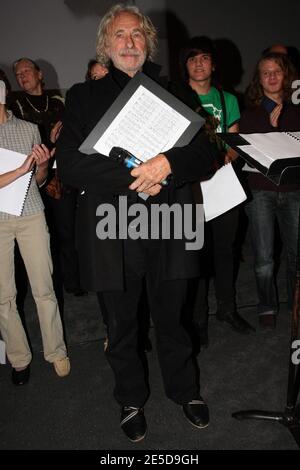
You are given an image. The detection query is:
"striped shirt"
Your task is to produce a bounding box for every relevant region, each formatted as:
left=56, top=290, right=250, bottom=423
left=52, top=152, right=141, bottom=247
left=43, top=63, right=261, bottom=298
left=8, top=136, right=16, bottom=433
left=0, top=111, right=44, bottom=220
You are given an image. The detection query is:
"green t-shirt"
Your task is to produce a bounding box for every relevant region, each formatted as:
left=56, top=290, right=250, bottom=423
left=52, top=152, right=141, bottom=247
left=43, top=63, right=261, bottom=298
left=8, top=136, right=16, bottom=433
left=197, top=86, right=240, bottom=132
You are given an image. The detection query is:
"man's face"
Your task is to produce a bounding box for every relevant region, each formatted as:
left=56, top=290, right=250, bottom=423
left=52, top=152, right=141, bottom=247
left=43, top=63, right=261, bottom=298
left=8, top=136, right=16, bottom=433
left=259, top=59, right=284, bottom=96
left=105, top=12, right=147, bottom=77
left=14, top=60, right=42, bottom=95
left=186, top=52, right=214, bottom=84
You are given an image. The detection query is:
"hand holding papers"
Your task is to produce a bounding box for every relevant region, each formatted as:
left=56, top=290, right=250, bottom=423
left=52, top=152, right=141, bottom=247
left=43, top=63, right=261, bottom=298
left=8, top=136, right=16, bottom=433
left=79, top=73, right=204, bottom=161
left=200, top=163, right=247, bottom=221
left=0, top=148, right=34, bottom=216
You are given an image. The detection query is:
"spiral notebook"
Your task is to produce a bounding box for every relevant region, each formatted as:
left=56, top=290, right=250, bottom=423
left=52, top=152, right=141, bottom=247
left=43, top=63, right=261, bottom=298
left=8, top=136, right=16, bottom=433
left=0, top=148, right=33, bottom=216
left=220, top=131, right=300, bottom=185
left=238, top=131, right=300, bottom=169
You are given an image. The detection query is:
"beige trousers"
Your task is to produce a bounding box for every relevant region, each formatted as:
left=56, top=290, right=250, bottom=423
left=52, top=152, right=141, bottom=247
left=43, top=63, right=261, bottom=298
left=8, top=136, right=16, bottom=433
left=0, top=212, right=67, bottom=368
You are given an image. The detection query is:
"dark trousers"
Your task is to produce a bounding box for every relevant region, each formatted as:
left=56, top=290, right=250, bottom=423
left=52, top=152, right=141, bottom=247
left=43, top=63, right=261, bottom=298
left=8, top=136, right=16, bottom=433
left=193, top=207, right=239, bottom=327
left=101, top=239, right=199, bottom=407
left=43, top=189, right=81, bottom=292
left=246, top=190, right=300, bottom=313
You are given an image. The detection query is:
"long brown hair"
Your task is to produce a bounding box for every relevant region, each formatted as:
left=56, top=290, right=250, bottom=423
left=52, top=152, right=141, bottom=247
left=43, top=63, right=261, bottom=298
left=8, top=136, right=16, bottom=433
left=246, top=52, right=297, bottom=107
left=96, top=3, right=157, bottom=66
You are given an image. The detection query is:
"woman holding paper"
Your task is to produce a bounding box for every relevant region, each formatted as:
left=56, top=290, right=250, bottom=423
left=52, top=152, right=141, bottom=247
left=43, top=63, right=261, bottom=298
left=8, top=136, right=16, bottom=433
left=240, top=52, right=300, bottom=329
left=0, top=70, right=70, bottom=385
left=0, top=148, right=46, bottom=188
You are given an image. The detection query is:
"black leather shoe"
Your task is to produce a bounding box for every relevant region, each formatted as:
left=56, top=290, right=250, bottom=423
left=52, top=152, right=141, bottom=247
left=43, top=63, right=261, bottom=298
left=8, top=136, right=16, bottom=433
left=120, top=406, right=147, bottom=442
left=183, top=398, right=209, bottom=428
left=11, top=366, right=30, bottom=386
left=216, top=310, right=255, bottom=334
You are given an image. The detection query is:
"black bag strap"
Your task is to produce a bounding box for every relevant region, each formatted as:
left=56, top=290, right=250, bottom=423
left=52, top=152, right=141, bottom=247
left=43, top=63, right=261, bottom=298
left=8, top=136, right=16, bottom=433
left=218, top=88, right=227, bottom=132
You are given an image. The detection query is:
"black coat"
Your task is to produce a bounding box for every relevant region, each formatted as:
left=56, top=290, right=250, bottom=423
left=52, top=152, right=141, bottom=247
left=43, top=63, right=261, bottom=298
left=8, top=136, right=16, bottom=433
left=56, top=63, right=216, bottom=291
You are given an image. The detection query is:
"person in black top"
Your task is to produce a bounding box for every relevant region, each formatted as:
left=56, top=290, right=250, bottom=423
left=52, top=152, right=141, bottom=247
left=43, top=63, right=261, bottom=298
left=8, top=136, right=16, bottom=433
left=240, top=52, right=300, bottom=328
left=171, top=37, right=255, bottom=350
left=56, top=3, right=219, bottom=442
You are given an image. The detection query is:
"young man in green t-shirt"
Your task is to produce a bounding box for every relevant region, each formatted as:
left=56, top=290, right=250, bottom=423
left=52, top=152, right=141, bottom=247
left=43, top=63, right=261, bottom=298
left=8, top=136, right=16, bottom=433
left=174, top=36, right=255, bottom=347
left=185, top=37, right=240, bottom=152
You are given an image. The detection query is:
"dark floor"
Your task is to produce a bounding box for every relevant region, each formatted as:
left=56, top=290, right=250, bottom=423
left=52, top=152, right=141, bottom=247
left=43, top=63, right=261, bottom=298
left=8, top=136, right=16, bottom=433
left=0, top=236, right=299, bottom=450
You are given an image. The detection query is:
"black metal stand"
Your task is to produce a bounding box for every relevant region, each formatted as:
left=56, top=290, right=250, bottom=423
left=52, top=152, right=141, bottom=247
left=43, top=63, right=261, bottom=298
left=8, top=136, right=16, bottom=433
left=232, top=210, right=300, bottom=447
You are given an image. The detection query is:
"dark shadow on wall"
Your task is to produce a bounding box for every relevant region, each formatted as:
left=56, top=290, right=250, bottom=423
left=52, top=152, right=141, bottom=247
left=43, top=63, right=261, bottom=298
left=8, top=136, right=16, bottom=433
left=287, top=46, right=300, bottom=75
left=37, top=60, right=61, bottom=92
left=214, top=38, right=245, bottom=110
left=147, top=10, right=167, bottom=39
left=165, top=11, right=189, bottom=83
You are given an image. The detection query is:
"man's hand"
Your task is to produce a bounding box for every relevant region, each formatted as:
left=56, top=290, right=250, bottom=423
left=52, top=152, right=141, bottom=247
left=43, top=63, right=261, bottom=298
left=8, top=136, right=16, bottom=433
left=129, top=153, right=171, bottom=193
left=140, top=184, right=163, bottom=196
left=270, top=103, right=283, bottom=127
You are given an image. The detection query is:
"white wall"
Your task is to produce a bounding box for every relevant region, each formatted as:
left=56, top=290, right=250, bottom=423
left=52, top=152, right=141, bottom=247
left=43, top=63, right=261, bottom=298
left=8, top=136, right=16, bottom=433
left=1, top=0, right=108, bottom=90
left=1, top=0, right=168, bottom=92
left=1, top=0, right=300, bottom=93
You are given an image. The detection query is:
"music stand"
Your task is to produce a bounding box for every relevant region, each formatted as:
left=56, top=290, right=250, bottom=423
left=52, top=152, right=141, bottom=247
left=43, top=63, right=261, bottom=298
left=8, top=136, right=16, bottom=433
left=221, top=132, right=300, bottom=447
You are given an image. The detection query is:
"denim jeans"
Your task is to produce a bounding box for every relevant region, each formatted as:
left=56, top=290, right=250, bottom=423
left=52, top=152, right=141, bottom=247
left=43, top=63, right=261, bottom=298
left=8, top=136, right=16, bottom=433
left=246, top=190, right=300, bottom=314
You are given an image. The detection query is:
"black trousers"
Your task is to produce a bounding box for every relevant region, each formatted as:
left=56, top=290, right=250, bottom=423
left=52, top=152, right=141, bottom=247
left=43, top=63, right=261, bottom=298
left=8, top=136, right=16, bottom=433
left=101, top=239, right=199, bottom=407
left=43, top=189, right=81, bottom=292
left=193, top=206, right=239, bottom=327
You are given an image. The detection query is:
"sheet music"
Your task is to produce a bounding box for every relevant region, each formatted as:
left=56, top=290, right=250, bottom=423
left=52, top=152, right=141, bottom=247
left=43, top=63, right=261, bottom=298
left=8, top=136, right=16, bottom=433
left=200, top=163, right=247, bottom=221
left=238, top=145, right=273, bottom=170
left=93, top=85, right=190, bottom=161
left=240, top=132, right=300, bottom=159
left=0, top=148, right=33, bottom=216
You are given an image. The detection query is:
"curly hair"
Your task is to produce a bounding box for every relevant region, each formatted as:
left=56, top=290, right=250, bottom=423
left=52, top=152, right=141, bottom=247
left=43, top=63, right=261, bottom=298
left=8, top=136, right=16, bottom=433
left=96, top=3, right=157, bottom=66
left=246, top=52, right=297, bottom=107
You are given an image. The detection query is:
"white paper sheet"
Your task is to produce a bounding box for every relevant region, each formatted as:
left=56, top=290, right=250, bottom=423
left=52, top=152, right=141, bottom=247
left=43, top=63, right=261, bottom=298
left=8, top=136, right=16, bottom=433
left=238, top=144, right=273, bottom=170
left=0, top=148, right=33, bottom=216
left=200, top=163, right=247, bottom=221
left=240, top=132, right=300, bottom=160
left=93, top=85, right=190, bottom=161
left=0, top=339, right=6, bottom=364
